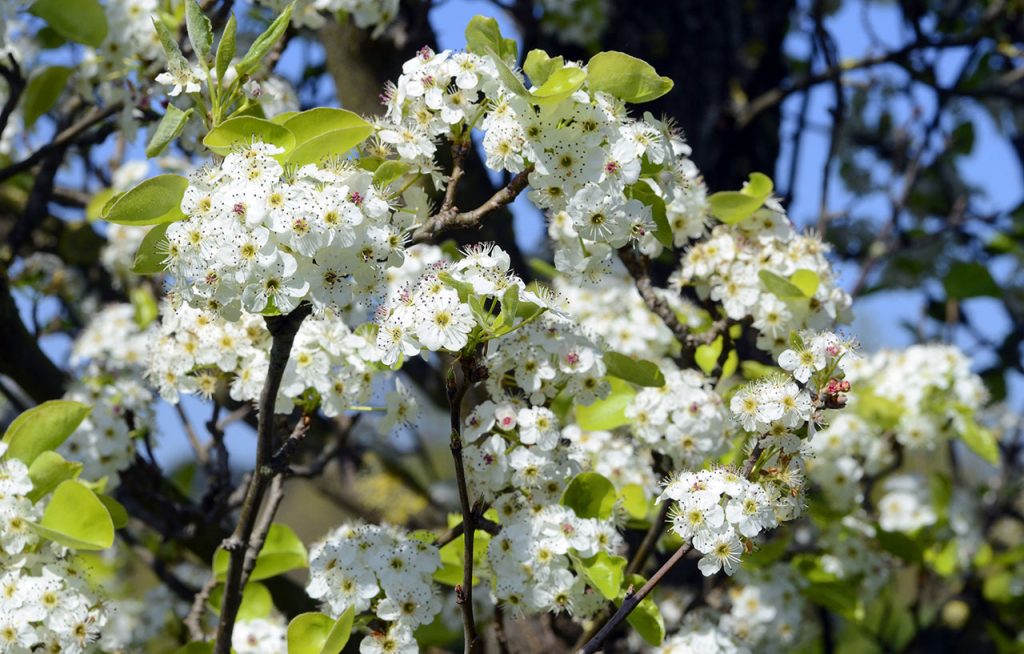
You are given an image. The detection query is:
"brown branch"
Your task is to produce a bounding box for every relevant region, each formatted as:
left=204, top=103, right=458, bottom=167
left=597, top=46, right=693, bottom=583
left=410, top=166, right=533, bottom=245
left=185, top=576, right=218, bottom=642
left=435, top=516, right=501, bottom=548
left=213, top=304, right=311, bottom=654
left=0, top=54, right=25, bottom=144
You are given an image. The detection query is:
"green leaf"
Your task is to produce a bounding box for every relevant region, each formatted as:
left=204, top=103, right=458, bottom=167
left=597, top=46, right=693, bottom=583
left=758, top=270, right=806, bottom=299
left=695, top=335, right=723, bottom=375
left=434, top=517, right=490, bottom=586
left=623, top=574, right=665, bottom=645
left=561, top=472, right=616, bottom=519
left=720, top=349, right=738, bottom=380
left=952, top=404, right=999, bottom=464
left=788, top=269, right=820, bottom=297
left=152, top=17, right=189, bottom=71
left=579, top=551, right=626, bottom=600
left=464, top=15, right=517, bottom=62
left=604, top=351, right=665, bottom=387
left=287, top=609, right=354, bottom=654
left=531, top=66, right=587, bottom=105
left=216, top=14, right=237, bottom=82
left=574, top=378, right=635, bottom=431
left=3, top=400, right=91, bottom=465
left=523, top=50, right=564, bottom=86
left=620, top=484, right=649, bottom=521
left=488, top=53, right=529, bottom=97
left=146, top=105, right=194, bottom=158
left=282, top=108, right=374, bottom=166
left=876, top=529, right=924, bottom=564
left=586, top=51, right=673, bottom=103
left=29, top=0, right=107, bottom=47
left=801, top=580, right=861, bottom=620
left=208, top=581, right=273, bottom=621
left=742, top=530, right=792, bottom=568
left=132, top=223, right=171, bottom=274
left=173, top=644, right=213, bottom=654
left=22, top=66, right=73, bottom=129
left=625, top=182, right=673, bottom=247
left=213, top=523, right=307, bottom=581
left=943, top=262, right=1000, bottom=299
left=236, top=2, right=294, bottom=76
left=854, top=389, right=904, bottom=431
left=32, top=480, right=114, bottom=550
left=98, top=494, right=129, bottom=529
left=130, top=286, right=159, bottom=328
left=708, top=172, right=774, bottom=224
left=203, top=116, right=296, bottom=157
left=185, top=0, right=213, bottom=59
left=103, top=174, right=188, bottom=226
left=27, top=451, right=83, bottom=502
left=373, top=160, right=411, bottom=188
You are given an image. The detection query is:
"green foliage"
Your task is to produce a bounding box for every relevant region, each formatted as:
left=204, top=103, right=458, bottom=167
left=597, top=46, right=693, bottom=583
left=103, top=174, right=188, bottom=226
left=152, top=16, right=189, bottom=71
left=624, top=182, right=673, bottom=247
left=943, top=261, right=1001, bottom=299
left=951, top=403, right=1000, bottom=464
left=603, top=351, right=665, bottom=387
left=32, top=480, right=115, bottom=550
left=434, top=517, right=490, bottom=586
left=173, top=644, right=213, bottom=654
left=29, top=0, right=107, bottom=47
left=373, top=160, right=412, bottom=188
left=208, top=581, right=273, bottom=621
left=213, top=523, right=307, bottom=581
left=619, top=483, right=649, bottom=523
left=561, top=471, right=616, bottom=519
left=132, top=223, right=171, bottom=274
left=216, top=14, right=237, bottom=82
left=578, top=551, right=626, bottom=599
left=586, top=51, right=673, bottom=103
left=530, top=66, right=587, bottom=105
left=708, top=172, right=774, bottom=224
left=286, top=609, right=354, bottom=654
left=2, top=400, right=91, bottom=465
left=622, top=574, right=665, bottom=645
left=236, top=2, right=295, bottom=76
left=146, top=105, right=194, bottom=158
left=203, top=116, right=296, bottom=156
left=574, top=378, right=635, bottom=431
left=22, top=66, right=73, bottom=129
left=695, top=335, right=723, bottom=375
left=282, top=109, right=375, bottom=166
left=523, top=50, right=564, bottom=86
left=759, top=269, right=815, bottom=299
left=789, top=269, right=820, bottom=297
left=26, top=451, right=83, bottom=502
left=853, top=390, right=903, bottom=431
left=464, top=15, right=517, bottom=63
left=185, top=0, right=213, bottom=60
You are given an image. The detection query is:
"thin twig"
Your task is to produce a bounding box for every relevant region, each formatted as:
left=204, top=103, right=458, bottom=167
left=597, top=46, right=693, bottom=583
left=410, top=166, right=533, bottom=245
left=212, top=304, right=311, bottom=654
left=617, top=247, right=696, bottom=368
left=185, top=576, right=219, bottom=642
left=0, top=54, right=25, bottom=143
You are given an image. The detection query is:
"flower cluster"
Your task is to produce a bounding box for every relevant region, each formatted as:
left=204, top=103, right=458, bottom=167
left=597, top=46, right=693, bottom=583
left=306, top=523, right=441, bottom=653
left=148, top=303, right=381, bottom=416
left=374, top=243, right=549, bottom=363
left=487, top=495, right=621, bottom=618
left=672, top=212, right=852, bottom=354
left=164, top=141, right=406, bottom=320
left=61, top=304, right=155, bottom=488
left=627, top=365, right=731, bottom=468
left=256, top=0, right=398, bottom=32
left=0, top=443, right=112, bottom=653
left=232, top=616, right=287, bottom=654
left=570, top=425, right=659, bottom=495
left=660, top=469, right=780, bottom=577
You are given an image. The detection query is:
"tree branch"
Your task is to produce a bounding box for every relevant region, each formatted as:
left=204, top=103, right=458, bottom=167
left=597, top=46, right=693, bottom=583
left=213, top=303, right=311, bottom=654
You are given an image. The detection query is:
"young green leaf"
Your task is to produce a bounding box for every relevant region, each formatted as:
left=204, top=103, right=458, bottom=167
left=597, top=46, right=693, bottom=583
left=943, top=261, right=1001, bottom=299
left=586, top=51, right=673, bottom=103
left=31, top=480, right=115, bottom=550
left=625, top=182, right=673, bottom=248
left=3, top=400, right=91, bottom=465
left=523, top=49, right=564, bottom=86
left=604, top=351, right=666, bottom=388
left=530, top=66, right=587, bottom=106
left=203, top=116, right=296, bottom=156
left=561, top=471, right=617, bottom=519
left=788, top=269, right=820, bottom=297
left=146, top=105, right=194, bottom=157
left=758, top=270, right=806, bottom=299
left=695, top=335, right=723, bottom=375
left=464, top=15, right=517, bottom=62
left=579, top=551, right=627, bottom=600
left=372, top=160, right=411, bottom=188
left=215, top=14, right=237, bottom=82
left=574, top=377, right=635, bottom=431
left=103, top=174, right=189, bottom=226
left=213, top=523, right=307, bottom=581
left=27, top=451, right=83, bottom=502
left=29, top=0, right=107, bottom=47
left=152, top=17, right=189, bottom=71
left=185, top=0, right=213, bottom=60
left=708, top=172, right=774, bottom=224
left=132, top=222, right=171, bottom=275
left=282, top=108, right=374, bottom=166
left=130, top=286, right=159, bottom=328
left=236, top=2, right=295, bottom=76
left=623, top=574, right=666, bottom=645
left=286, top=609, right=354, bottom=654
left=22, top=66, right=73, bottom=129
left=208, top=581, right=273, bottom=621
